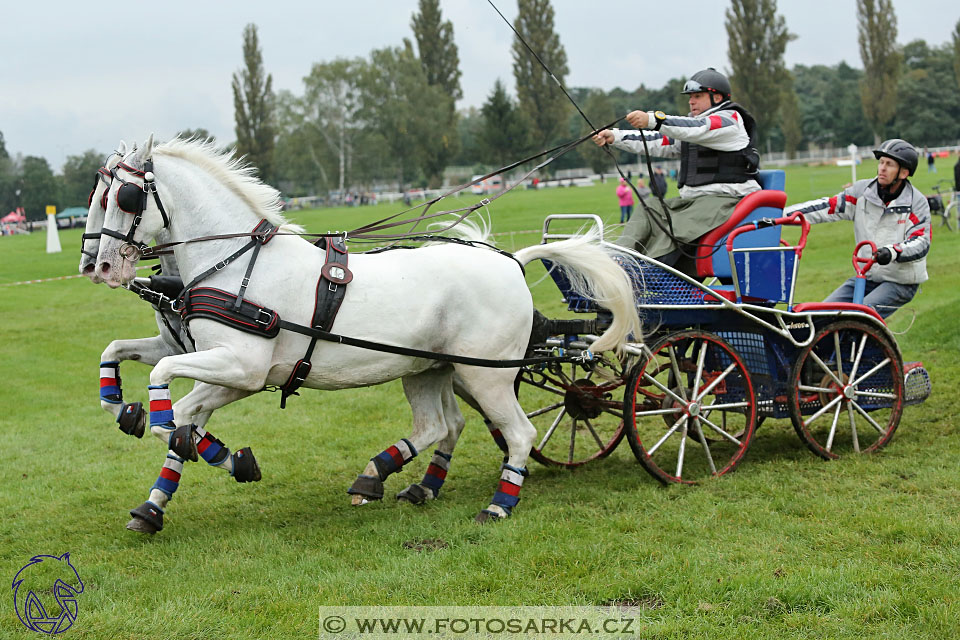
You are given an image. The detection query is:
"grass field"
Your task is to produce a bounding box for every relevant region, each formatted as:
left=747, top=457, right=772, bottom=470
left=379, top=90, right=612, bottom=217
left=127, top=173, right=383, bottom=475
left=1, top=158, right=959, bottom=638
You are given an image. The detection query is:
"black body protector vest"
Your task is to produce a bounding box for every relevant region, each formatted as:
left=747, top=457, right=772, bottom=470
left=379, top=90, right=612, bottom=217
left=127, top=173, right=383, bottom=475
left=677, top=102, right=760, bottom=189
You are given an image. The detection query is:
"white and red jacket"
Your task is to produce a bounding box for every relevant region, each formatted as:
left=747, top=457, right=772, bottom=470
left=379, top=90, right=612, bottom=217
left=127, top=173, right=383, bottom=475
left=608, top=101, right=761, bottom=199
left=786, top=178, right=930, bottom=285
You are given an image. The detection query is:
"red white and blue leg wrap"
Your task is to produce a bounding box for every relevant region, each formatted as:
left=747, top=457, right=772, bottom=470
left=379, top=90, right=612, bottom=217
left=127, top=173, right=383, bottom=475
left=99, top=361, right=122, bottom=404
left=420, top=451, right=452, bottom=497
left=148, top=384, right=174, bottom=427
left=151, top=453, right=185, bottom=499
left=372, top=438, right=418, bottom=480
left=193, top=426, right=229, bottom=465
left=486, top=418, right=510, bottom=455
left=488, top=464, right=527, bottom=516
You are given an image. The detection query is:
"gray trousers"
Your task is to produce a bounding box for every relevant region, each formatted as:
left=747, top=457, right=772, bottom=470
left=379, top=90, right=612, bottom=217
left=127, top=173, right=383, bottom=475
left=614, top=194, right=744, bottom=262
left=825, top=277, right=919, bottom=318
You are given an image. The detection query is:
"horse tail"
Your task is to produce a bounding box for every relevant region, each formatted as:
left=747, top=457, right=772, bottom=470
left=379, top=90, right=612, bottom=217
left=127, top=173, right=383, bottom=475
left=514, top=231, right=642, bottom=354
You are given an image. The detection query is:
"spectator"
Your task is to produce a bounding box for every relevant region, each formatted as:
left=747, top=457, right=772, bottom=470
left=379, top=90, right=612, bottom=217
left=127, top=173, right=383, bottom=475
left=616, top=178, right=634, bottom=223
left=927, top=149, right=936, bottom=173
left=651, top=167, right=668, bottom=198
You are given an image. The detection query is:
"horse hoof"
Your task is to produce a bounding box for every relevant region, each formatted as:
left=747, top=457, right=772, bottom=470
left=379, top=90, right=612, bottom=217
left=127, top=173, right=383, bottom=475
left=169, top=424, right=198, bottom=462
left=128, top=501, right=163, bottom=532
left=474, top=509, right=507, bottom=524
left=231, top=447, right=261, bottom=483
left=396, top=484, right=430, bottom=504
left=126, top=516, right=159, bottom=534
left=346, top=474, right=383, bottom=503
left=116, top=402, right=145, bottom=438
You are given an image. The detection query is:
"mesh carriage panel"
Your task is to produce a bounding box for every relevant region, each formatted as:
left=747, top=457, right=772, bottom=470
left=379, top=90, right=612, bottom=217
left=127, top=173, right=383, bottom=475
left=904, top=364, right=931, bottom=406
left=716, top=330, right=791, bottom=417
left=542, top=258, right=720, bottom=313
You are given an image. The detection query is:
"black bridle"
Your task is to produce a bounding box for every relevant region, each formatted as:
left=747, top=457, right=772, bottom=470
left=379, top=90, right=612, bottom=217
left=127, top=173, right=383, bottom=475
left=80, top=166, right=114, bottom=260
left=100, top=159, right=170, bottom=259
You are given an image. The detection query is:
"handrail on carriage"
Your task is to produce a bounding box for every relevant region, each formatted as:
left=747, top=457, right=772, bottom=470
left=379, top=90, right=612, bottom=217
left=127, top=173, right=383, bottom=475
left=723, top=211, right=810, bottom=308
left=541, top=214, right=605, bottom=242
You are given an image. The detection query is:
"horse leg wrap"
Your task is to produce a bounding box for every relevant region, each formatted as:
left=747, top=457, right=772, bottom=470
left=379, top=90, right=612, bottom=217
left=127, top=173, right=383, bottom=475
left=129, top=501, right=164, bottom=532
left=193, top=427, right=228, bottom=465
left=347, top=475, right=384, bottom=501
left=231, top=447, right=261, bottom=483
left=168, top=424, right=198, bottom=462
left=487, top=464, right=528, bottom=517
left=99, top=361, right=122, bottom=404
left=371, top=438, right=418, bottom=481
left=151, top=454, right=185, bottom=500
left=419, top=450, right=453, bottom=498
left=116, top=402, right=145, bottom=438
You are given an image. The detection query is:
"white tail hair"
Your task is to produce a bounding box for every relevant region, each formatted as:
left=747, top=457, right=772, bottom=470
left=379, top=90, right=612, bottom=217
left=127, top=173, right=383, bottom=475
left=514, top=229, right=642, bottom=353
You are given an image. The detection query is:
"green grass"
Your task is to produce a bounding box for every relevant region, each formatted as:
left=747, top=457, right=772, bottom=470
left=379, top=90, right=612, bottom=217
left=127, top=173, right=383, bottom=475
left=1, top=160, right=959, bottom=638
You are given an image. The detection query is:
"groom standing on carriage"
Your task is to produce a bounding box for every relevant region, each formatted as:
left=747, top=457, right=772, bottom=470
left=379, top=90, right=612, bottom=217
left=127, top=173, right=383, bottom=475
left=592, top=68, right=761, bottom=271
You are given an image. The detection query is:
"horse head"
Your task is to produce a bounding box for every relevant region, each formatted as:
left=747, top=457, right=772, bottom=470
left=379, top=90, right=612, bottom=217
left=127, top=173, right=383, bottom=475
left=95, top=134, right=163, bottom=287
left=79, top=141, right=127, bottom=282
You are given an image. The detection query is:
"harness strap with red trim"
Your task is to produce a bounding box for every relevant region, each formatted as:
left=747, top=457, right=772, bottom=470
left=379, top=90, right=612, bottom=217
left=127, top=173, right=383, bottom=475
left=279, top=236, right=352, bottom=408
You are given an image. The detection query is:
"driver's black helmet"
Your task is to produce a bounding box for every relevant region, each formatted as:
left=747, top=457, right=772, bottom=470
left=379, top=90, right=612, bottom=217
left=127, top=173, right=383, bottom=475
left=681, top=68, right=732, bottom=100
left=873, top=138, right=918, bottom=176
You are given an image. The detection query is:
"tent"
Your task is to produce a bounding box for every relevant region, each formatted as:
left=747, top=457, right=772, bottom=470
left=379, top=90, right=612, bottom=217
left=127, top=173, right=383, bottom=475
left=1, top=210, right=26, bottom=223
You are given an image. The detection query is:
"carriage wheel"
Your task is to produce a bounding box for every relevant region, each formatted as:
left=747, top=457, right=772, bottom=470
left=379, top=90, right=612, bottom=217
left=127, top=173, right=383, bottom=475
left=517, top=352, right=631, bottom=468
left=788, top=320, right=904, bottom=459
left=624, top=330, right=757, bottom=484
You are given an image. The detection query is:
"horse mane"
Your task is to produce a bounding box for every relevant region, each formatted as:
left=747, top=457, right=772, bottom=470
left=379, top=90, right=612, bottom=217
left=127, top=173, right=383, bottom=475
left=154, top=138, right=303, bottom=232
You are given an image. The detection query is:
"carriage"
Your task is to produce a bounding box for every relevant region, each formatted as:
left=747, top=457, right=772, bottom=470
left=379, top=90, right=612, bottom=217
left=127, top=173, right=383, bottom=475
left=518, top=170, right=932, bottom=482
left=87, top=140, right=934, bottom=531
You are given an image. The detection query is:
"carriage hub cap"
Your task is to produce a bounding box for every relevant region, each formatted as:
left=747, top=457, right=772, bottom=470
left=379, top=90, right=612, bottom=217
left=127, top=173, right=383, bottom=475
left=842, top=385, right=856, bottom=400
left=686, top=402, right=701, bottom=417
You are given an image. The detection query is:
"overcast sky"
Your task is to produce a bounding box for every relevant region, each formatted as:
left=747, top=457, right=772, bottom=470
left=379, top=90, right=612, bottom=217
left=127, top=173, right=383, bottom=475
left=1, top=0, right=956, bottom=170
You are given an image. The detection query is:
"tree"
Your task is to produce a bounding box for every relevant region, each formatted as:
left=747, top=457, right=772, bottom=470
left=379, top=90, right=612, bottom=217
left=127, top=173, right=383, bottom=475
left=581, top=90, right=616, bottom=174
left=176, top=128, right=215, bottom=143
left=411, top=0, right=462, bottom=101
left=779, top=74, right=803, bottom=158
left=478, top=79, right=531, bottom=170
left=20, top=156, right=58, bottom=221
left=857, top=0, right=901, bottom=144
left=512, top=0, right=570, bottom=150
left=892, top=40, right=960, bottom=146
left=410, top=0, right=462, bottom=185
left=725, top=0, right=795, bottom=146
left=0, top=131, right=16, bottom=216
left=358, top=44, right=450, bottom=189
left=60, top=150, right=105, bottom=208
left=953, top=18, right=960, bottom=90
left=232, top=23, right=276, bottom=181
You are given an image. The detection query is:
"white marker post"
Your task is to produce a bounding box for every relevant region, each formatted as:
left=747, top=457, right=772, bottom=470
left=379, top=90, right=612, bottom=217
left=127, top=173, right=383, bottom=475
left=46, top=205, right=61, bottom=253
left=847, top=144, right=858, bottom=184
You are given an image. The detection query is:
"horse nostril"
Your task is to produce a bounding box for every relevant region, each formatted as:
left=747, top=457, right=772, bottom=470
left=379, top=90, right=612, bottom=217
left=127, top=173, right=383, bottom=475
left=83, top=264, right=95, bottom=275
left=99, top=262, right=111, bottom=275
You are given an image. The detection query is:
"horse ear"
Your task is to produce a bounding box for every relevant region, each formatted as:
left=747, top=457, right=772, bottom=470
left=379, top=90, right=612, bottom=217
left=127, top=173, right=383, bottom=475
left=142, top=133, right=155, bottom=158
left=117, top=140, right=127, bottom=156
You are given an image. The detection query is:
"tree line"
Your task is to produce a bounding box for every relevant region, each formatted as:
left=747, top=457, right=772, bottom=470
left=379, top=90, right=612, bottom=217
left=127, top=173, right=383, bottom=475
left=2, top=0, right=958, bottom=219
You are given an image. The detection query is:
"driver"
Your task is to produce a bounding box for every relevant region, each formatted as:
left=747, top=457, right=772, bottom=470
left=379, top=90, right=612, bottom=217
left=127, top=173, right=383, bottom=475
left=593, top=68, right=761, bottom=269
left=784, top=139, right=930, bottom=318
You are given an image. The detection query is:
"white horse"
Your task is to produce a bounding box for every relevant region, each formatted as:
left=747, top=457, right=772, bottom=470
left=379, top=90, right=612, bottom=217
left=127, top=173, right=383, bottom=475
left=95, top=136, right=642, bottom=529
left=80, top=141, right=261, bottom=534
